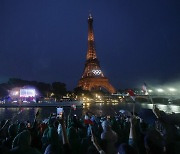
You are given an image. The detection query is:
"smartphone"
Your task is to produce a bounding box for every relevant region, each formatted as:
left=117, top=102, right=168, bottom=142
left=27, top=122, right=31, bottom=128
left=57, top=107, right=63, bottom=118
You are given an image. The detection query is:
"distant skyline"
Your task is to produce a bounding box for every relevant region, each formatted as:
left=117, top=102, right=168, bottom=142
left=0, top=0, right=180, bottom=90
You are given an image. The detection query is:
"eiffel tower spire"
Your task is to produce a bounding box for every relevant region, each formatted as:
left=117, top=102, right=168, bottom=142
left=78, top=14, right=116, bottom=94
left=86, top=14, right=97, bottom=60
left=82, top=14, right=103, bottom=78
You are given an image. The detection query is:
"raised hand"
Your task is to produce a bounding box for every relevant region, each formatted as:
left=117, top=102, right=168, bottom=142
left=35, top=109, right=39, bottom=118
left=153, top=104, right=160, bottom=118
left=130, top=116, right=137, bottom=126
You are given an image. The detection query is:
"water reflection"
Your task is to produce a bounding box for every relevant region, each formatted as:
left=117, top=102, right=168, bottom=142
left=0, top=102, right=179, bottom=122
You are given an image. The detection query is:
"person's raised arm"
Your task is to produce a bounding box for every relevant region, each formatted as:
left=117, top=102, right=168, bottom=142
left=0, top=119, right=10, bottom=133
left=91, top=127, right=106, bottom=154
left=129, top=116, right=136, bottom=147
left=59, top=114, right=69, bottom=144
left=32, top=109, right=39, bottom=128
left=153, top=105, right=161, bottom=118
left=59, top=114, right=73, bottom=154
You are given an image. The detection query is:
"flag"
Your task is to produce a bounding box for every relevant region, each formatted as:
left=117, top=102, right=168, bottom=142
left=127, top=89, right=136, bottom=102
left=71, top=104, right=76, bottom=110
left=142, top=83, right=154, bottom=103
left=142, top=83, right=148, bottom=95
left=84, top=115, right=93, bottom=125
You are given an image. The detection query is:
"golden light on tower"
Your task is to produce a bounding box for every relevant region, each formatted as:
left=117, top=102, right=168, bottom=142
left=78, top=14, right=116, bottom=94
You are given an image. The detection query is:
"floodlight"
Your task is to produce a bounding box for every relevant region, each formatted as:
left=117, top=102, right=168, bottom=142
left=157, top=89, right=164, bottom=92
left=168, top=88, right=176, bottom=92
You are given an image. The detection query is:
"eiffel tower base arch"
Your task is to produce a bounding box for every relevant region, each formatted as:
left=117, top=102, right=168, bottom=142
left=78, top=77, right=116, bottom=94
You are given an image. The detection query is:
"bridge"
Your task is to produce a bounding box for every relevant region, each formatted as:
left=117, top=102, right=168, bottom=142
left=134, top=95, right=180, bottom=99
left=121, top=95, right=180, bottom=105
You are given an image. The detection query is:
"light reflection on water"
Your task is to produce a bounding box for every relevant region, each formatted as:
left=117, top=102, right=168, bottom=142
left=0, top=102, right=179, bottom=122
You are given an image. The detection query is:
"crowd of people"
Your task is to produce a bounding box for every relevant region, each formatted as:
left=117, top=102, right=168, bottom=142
left=0, top=105, right=180, bottom=154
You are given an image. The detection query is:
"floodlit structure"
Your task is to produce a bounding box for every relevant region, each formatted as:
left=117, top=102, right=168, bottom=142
left=9, top=87, right=37, bottom=102
left=20, top=89, right=36, bottom=97
left=78, top=14, right=116, bottom=94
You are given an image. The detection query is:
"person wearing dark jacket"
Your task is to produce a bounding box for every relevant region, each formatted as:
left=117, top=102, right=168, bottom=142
left=10, top=130, right=41, bottom=154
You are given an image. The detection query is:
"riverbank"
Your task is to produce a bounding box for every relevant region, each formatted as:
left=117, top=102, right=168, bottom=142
left=0, top=101, right=83, bottom=108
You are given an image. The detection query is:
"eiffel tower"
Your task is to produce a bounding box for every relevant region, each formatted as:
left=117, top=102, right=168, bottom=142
left=78, top=14, right=116, bottom=93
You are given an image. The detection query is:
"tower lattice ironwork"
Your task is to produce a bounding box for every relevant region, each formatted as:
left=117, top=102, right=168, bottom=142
left=78, top=14, right=116, bottom=93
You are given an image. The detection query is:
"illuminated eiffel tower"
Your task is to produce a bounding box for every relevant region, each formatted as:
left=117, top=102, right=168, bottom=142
left=78, top=14, right=116, bottom=93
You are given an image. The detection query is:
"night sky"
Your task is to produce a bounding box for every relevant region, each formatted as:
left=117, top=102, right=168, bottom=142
left=0, top=0, right=180, bottom=90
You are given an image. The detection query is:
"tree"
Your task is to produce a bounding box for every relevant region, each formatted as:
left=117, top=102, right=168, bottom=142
left=36, top=82, right=51, bottom=97
left=0, top=84, right=8, bottom=97
left=73, top=86, right=93, bottom=98
left=73, top=86, right=84, bottom=95
left=52, top=82, right=67, bottom=99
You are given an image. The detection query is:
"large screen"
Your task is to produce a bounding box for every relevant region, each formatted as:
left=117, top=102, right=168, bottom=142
left=20, top=89, right=36, bottom=97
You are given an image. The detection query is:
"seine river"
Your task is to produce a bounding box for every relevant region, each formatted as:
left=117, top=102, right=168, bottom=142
left=0, top=102, right=180, bottom=122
